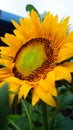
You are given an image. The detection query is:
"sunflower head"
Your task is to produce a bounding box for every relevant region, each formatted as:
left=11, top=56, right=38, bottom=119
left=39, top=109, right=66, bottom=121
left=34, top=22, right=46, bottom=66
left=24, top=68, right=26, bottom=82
left=13, top=37, right=55, bottom=82
left=0, top=10, right=73, bottom=107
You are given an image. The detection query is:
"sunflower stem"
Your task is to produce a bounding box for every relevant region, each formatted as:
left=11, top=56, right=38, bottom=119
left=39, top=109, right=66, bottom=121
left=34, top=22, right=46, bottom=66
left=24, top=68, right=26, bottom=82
left=41, top=102, right=48, bottom=130
left=21, top=99, right=33, bottom=130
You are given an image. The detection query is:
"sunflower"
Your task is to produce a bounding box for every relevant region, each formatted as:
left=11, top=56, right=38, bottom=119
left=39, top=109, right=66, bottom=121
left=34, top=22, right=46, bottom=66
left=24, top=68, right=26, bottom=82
left=0, top=10, right=73, bottom=107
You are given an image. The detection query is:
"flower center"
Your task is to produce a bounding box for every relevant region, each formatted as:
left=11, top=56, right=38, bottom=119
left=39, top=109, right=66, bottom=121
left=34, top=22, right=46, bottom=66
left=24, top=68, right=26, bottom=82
left=13, top=38, right=54, bottom=81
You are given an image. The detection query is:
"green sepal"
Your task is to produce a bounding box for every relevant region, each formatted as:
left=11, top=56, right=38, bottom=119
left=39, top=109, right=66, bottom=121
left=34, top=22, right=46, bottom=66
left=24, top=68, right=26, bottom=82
left=26, top=4, right=39, bottom=16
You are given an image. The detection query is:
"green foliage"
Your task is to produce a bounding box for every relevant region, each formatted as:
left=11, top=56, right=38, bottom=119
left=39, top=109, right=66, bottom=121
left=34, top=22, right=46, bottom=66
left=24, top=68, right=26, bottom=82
left=8, top=115, right=28, bottom=130
left=54, top=113, right=73, bottom=130
left=0, top=84, right=73, bottom=130
left=0, top=83, right=9, bottom=130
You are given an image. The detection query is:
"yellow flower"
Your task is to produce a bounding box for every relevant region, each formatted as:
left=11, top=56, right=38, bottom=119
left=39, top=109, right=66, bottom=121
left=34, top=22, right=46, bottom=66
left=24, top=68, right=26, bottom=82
left=0, top=10, right=73, bottom=107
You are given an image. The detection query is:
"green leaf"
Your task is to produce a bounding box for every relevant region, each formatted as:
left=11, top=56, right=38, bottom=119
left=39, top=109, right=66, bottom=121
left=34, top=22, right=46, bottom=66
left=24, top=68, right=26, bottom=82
left=62, top=93, right=73, bottom=107
left=0, top=83, right=9, bottom=130
left=54, top=113, right=73, bottom=130
left=57, top=93, right=73, bottom=110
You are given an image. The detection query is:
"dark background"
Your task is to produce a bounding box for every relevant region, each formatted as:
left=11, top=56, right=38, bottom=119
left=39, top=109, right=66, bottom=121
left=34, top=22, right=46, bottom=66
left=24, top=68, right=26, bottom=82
left=0, top=10, right=21, bottom=46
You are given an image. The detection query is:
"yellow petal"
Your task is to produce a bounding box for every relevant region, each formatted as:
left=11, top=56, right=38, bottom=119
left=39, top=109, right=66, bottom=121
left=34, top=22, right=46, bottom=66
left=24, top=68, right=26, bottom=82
left=9, top=94, right=15, bottom=106
left=0, top=73, right=12, bottom=81
left=62, top=62, right=73, bottom=73
left=0, top=59, right=14, bottom=70
left=0, top=77, right=20, bottom=98
left=57, top=42, right=73, bottom=62
left=0, top=58, right=12, bottom=65
left=11, top=20, right=23, bottom=33
left=35, top=85, right=56, bottom=106
left=32, top=88, right=39, bottom=106
left=46, top=71, right=55, bottom=85
left=20, top=18, right=37, bottom=39
left=50, top=85, right=57, bottom=96
left=38, top=79, right=49, bottom=91
left=54, top=66, right=71, bottom=82
left=3, top=78, right=20, bottom=92
left=0, top=68, right=10, bottom=74
left=42, top=12, right=58, bottom=37
left=44, top=80, right=57, bottom=96
left=1, top=34, right=22, bottom=51
left=9, top=83, right=19, bottom=94
left=65, top=31, right=73, bottom=43
left=0, top=46, right=17, bottom=58
left=38, top=71, right=57, bottom=96
left=13, top=29, right=26, bottom=42
left=45, top=71, right=57, bottom=96
left=5, top=76, right=22, bottom=84
left=55, top=17, right=70, bottom=38
left=30, top=10, right=42, bottom=36
left=0, top=68, right=12, bottom=80
left=18, top=82, right=32, bottom=99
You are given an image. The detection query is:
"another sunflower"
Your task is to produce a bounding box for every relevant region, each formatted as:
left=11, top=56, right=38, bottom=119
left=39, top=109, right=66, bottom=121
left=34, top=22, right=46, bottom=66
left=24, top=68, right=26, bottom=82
left=0, top=10, right=73, bottom=107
